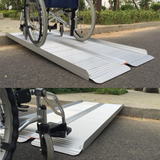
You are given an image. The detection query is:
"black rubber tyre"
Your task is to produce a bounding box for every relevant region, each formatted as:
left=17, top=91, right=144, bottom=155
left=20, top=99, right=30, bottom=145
left=23, top=26, right=27, bottom=40
left=74, top=0, right=95, bottom=41
left=24, top=0, right=47, bottom=47
left=41, top=134, right=54, bottom=160
left=60, top=25, right=64, bottom=37
left=0, top=88, right=19, bottom=160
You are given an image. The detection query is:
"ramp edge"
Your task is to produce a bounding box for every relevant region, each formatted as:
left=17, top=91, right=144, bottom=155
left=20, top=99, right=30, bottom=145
left=6, top=32, right=89, bottom=81
left=83, top=104, right=124, bottom=151
left=89, top=38, right=148, bottom=55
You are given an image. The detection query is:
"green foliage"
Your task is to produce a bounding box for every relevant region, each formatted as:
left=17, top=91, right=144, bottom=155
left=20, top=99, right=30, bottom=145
left=96, top=10, right=160, bottom=24
left=121, top=4, right=135, bottom=10
left=45, top=88, right=128, bottom=95
left=45, top=88, right=96, bottom=94
left=79, top=0, right=85, bottom=10
left=150, top=3, right=160, bottom=11
left=139, top=0, right=152, bottom=10
left=8, top=12, right=21, bottom=19
left=0, top=10, right=17, bottom=17
left=0, top=4, right=4, bottom=11
left=102, top=5, right=107, bottom=11
left=95, top=88, right=128, bottom=95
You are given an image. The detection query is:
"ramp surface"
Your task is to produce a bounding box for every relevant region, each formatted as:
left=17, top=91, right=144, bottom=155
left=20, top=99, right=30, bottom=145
left=6, top=32, right=153, bottom=83
left=18, top=101, right=123, bottom=155
left=48, top=31, right=154, bottom=66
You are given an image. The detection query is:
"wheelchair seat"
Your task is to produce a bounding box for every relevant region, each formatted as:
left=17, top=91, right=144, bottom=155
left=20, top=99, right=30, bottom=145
left=44, top=0, right=79, bottom=9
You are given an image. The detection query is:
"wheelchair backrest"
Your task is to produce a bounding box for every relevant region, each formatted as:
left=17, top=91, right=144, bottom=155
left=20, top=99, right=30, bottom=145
left=44, top=0, right=79, bottom=9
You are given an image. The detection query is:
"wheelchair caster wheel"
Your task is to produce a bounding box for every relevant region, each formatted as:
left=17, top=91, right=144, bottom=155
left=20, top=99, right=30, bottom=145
left=41, top=134, right=54, bottom=160
left=60, top=25, right=64, bottom=37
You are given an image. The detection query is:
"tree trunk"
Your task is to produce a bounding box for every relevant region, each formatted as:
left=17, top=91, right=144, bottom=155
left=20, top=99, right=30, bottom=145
left=132, top=0, right=139, bottom=11
left=114, top=0, right=119, bottom=11
left=14, top=0, right=21, bottom=19
left=96, top=0, right=102, bottom=12
left=96, top=0, right=102, bottom=19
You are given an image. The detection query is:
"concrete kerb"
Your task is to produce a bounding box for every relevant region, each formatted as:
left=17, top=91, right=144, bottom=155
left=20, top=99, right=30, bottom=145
left=93, top=21, right=160, bottom=34
left=118, top=107, right=160, bottom=120
left=0, top=34, right=17, bottom=46
left=29, top=95, right=160, bottom=120
left=0, top=13, right=3, bottom=19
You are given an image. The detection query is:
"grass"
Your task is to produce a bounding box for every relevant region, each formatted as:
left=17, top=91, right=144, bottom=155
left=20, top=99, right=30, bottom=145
left=95, top=88, right=128, bottom=95
left=45, top=88, right=128, bottom=95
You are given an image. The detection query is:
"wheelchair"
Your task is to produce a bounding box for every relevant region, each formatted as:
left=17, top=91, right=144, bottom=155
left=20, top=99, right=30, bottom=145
left=20, top=0, right=96, bottom=46
left=0, top=88, right=71, bottom=160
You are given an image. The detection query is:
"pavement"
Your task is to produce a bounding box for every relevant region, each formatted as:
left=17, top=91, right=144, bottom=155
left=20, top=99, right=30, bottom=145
left=1, top=18, right=160, bottom=36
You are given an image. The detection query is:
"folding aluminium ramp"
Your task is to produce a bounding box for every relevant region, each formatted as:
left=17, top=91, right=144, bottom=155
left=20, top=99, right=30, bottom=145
left=6, top=32, right=154, bottom=83
left=18, top=100, right=123, bottom=155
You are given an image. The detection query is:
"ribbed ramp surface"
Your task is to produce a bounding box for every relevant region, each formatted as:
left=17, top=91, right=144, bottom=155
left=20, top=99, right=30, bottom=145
left=47, top=31, right=154, bottom=66
left=18, top=101, right=123, bottom=155
left=6, top=32, right=154, bottom=83
left=89, top=38, right=154, bottom=66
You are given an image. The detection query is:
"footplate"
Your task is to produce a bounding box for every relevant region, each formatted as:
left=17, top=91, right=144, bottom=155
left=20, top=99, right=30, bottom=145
left=48, top=122, right=72, bottom=138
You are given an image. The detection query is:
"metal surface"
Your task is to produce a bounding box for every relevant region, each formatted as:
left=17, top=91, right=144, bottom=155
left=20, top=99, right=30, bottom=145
left=6, top=32, right=130, bottom=83
left=48, top=31, right=154, bottom=67
left=89, top=38, right=154, bottom=66
left=17, top=101, right=123, bottom=155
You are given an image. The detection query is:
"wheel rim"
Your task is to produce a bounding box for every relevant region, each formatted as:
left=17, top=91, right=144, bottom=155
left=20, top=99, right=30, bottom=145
left=74, top=0, right=95, bottom=41
left=41, top=134, right=54, bottom=160
left=25, top=0, right=47, bottom=46
left=0, top=89, right=19, bottom=160
left=26, top=0, right=42, bottom=42
left=0, top=89, right=13, bottom=160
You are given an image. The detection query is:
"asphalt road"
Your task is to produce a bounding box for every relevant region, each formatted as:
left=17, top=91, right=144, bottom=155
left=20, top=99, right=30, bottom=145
left=0, top=26, right=160, bottom=87
left=13, top=116, right=160, bottom=160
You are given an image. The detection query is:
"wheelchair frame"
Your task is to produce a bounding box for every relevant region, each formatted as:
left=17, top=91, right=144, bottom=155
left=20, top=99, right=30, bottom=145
left=20, top=0, right=95, bottom=46
left=0, top=88, right=71, bottom=160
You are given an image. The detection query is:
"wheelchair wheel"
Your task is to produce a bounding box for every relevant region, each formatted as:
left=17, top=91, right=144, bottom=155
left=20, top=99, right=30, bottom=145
left=41, top=134, right=54, bottom=160
left=74, top=0, right=95, bottom=41
left=0, top=89, right=19, bottom=160
left=24, top=0, right=48, bottom=47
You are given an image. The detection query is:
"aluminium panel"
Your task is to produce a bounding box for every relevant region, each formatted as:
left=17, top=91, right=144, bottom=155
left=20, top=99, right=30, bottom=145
left=6, top=32, right=130, bottom=83
left=31, top=103, right=123, bottom=155
left=49, top=31, right=154, bottom=66
left=18, top=101, right=101, bottom=142
left=17, top=101, right=123, bottom=155
left=89, top=38, right=154, bottom=66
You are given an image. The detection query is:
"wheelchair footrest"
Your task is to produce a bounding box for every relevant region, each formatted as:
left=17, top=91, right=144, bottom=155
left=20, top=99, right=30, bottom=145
left=18, top=109, right=28, bottom=112
left=48, top=23, right=57, bottom=31
left=19, top=24, right=23, bottom=32
left=18, top=105, right=29, bottom=108
left=48, top=122, right=72, bottom=138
